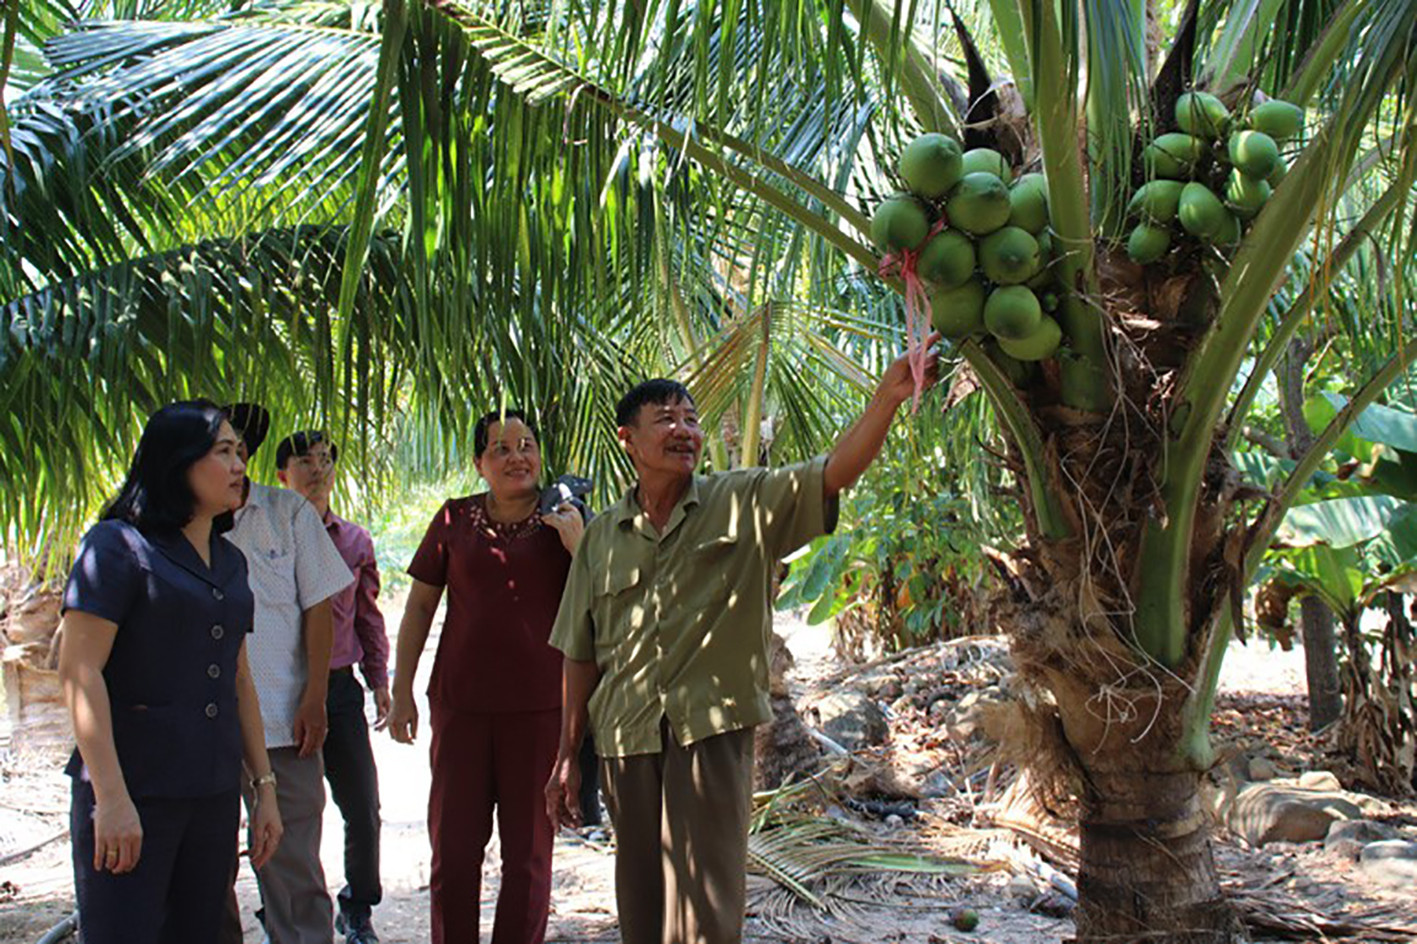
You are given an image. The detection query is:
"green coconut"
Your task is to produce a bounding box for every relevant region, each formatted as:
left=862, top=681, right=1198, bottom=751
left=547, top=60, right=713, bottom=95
left=1267, top=160, right=1288, bottom=188
left=1224, top=170, right=1271, bottom=220
left=1178, top=182, right=1227, bottom=238
left=869, top=194, right=932, bottom=253
left=1249, top=100, right=1304, bottom=141
left=1127, top=223, right=1171, bottom=264
left=1035, top=230, right=1054, bottom=260
left=951, top=908, right=981, bottom=933
left=998, top=315, right=1062, bottom=361
left=946, top=172, right=1012, bottom=235
left=1127, top=180, right=1185, bottom=223
left=930, top=279, right=987, bottom=339
left=1025, top=231, right=1056, bottom=289
left=984, top=285, right=1043, bottom=341
left=1208, top=209, right=1242, bottom=247
left=1143, top=133, right=1208, bottom=179
left=961, top=148, right=1012, bottom=183
left=1041, top=290, right=1060, bottom=313
left=1008, top=174, right=1049, bottom=233
left=980, top=226, right=1042, bottom=285
left=1143, top=145, right=1185, bottom=179
left=899, top=133, right=964, bottom=200
left=1156, top=132, right=1209, bottom=162
left=1176, top=91, right=1230, bottom=138
left=1025, top=267, right=1055, bottom=290
left=916, top=229, right=977, bottom=288
left=1157, top=133, right=1208, bottom=167
left=1228, top=130, right=1281, bottom=179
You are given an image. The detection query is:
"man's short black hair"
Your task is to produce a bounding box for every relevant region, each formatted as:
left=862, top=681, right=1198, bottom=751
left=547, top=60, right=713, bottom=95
left=615, top=380, right=696, bottom=427
left=474, top=408, right=537, bottom=458
left=275, top=430, right=339, bottom=470
left=222, top=402, right=270, bottom=456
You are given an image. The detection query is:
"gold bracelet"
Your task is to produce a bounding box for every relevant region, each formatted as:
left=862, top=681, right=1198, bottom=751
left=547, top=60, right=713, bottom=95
left=251, top=771, right=278, bottom=791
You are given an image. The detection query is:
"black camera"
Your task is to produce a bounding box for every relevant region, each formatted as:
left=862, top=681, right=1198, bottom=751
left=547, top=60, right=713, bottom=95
left=539, top=474, right=593, bottom=516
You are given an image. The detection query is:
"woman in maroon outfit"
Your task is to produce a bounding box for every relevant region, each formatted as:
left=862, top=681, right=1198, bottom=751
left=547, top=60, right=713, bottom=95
left=387, top=410, right=583, bottom=944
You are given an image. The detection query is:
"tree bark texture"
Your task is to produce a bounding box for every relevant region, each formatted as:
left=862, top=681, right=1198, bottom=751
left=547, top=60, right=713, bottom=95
left=1074, top=766, right=1249, bottom=943
left=1299, top=596, right=1342, bottom=730
left=1036, top=666, right=1249, bottom=944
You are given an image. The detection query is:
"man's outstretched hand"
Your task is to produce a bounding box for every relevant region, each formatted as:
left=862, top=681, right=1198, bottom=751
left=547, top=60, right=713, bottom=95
left=877, top=331, right=943, bottom=407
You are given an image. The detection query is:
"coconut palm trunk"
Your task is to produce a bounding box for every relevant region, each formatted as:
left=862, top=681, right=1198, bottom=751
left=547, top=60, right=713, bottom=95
left=1069, top=727, right=1243, bottom=940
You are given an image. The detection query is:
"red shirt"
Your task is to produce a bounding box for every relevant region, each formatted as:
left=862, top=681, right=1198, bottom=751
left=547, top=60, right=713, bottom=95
left=324, top=511, right=389, bottom=688
left=406, top=495, right=570, bottom=713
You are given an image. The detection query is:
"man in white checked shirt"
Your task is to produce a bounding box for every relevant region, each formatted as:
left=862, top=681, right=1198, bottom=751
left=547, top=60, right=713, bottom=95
left=219, top=403, right=354, bottom=944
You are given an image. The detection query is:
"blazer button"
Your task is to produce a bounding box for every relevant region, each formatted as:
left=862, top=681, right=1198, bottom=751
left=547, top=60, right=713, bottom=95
left=211, top=625, right=225, bottom=640
left=212, top=587, right=224, bottom=601
left=205, top=703, right=219, bottom=719
left=208, top=664, right=221, bottom=679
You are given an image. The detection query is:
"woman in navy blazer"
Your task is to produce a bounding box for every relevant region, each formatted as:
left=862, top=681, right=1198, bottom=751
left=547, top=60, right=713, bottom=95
left=58, top=400, right=283, bottom=944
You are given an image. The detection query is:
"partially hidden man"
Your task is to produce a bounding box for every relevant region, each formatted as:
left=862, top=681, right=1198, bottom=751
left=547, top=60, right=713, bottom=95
left=545, top=337, right=940, bottom=944
left=276, top=430, right=389, bottom=944
left=220, top=403, right=354, bottom=944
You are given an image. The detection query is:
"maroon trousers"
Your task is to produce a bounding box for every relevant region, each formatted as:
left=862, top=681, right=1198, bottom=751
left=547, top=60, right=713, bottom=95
left=428, top=705, right=560, bottom=944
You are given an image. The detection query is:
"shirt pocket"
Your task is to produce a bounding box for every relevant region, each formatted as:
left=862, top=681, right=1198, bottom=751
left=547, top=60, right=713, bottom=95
left=685, top=533, right=743, bottom=610
left=593, top=565, right=641, bottom=651
left=251, top=546, right=297, bottom=602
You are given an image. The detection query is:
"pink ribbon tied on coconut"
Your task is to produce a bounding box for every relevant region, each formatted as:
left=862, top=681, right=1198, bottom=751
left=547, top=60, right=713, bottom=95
left=878, top=218, right=945, bottom=411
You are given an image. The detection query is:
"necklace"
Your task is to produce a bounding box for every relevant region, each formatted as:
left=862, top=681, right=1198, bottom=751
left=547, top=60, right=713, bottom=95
left=485, top=492, right=537, bottom=525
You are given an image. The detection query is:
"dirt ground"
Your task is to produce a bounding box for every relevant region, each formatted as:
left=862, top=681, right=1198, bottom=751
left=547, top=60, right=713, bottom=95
left=2, top=606, right=1414, bottom=944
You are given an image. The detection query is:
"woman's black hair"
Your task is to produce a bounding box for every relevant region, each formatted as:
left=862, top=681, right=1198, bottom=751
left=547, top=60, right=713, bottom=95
left=473, top=408, right=538, bottom=458
left=102, top=399, right=237, bottom=534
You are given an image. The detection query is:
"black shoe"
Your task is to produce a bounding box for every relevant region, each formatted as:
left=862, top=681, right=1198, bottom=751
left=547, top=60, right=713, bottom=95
left=336, top=911, right=380, bottom=944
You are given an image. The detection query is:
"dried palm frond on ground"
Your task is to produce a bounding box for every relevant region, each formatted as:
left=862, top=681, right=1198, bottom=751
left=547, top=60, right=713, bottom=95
left=1218, top=844, right=1417, bottom=941
left=748, top=775, right=984, bottom=908
left=750, top=869, right=972, bottom=941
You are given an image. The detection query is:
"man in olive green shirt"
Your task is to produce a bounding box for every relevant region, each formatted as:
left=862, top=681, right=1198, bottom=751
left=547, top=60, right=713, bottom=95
left=546, top=339, right=939, bottom=944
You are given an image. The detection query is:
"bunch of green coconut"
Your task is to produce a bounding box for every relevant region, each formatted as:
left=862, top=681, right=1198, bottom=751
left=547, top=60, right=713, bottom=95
left=1126, top=90, right=1304, bottom=264
left=870, top=133, right=1063, bottom=367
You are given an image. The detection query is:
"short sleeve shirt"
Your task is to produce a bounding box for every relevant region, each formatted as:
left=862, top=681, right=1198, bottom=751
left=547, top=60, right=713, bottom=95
left=549, top=456, right=838, bottom=756
left=228, top=483, right=353, bottom=748
left=62, top=520, right=254, bottom=799
left=406, top=495, right=571, bottom=714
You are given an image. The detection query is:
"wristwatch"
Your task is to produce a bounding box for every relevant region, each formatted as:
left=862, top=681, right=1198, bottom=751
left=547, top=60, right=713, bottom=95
left=251, top=771, right=279, bottom=791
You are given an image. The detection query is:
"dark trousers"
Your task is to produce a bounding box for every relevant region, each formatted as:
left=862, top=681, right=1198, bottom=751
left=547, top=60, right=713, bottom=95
left=71, top=778, right=239, bottom=944
left=428, top=706, right=560, bottom=944
left=324, top=668, right=383, bottom=918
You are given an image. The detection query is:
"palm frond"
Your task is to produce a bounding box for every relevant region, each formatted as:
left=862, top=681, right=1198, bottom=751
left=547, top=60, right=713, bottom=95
left=332, top=0, right=908, bottom=485
left=3, top=12, right=398, bottom=298
left=1084, top=0, right=1149, bottom=236
left=747, top=790, right=979, bottom=909
left=0, top=225, right=405, bottom=556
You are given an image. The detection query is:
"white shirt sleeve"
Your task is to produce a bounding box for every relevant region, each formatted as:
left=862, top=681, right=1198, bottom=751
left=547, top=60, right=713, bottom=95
left=290, top=499, right=354, bottom=611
